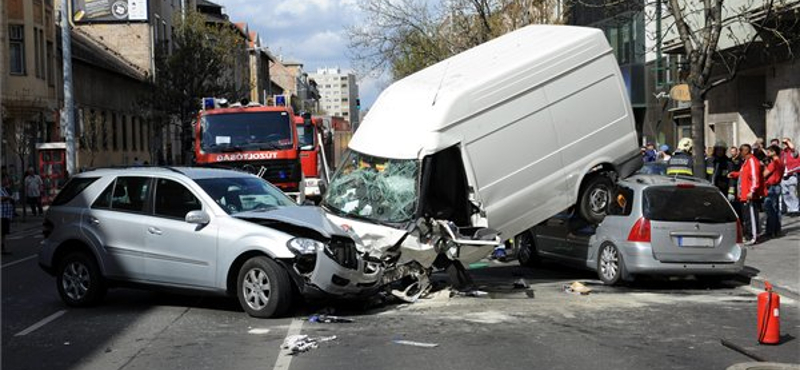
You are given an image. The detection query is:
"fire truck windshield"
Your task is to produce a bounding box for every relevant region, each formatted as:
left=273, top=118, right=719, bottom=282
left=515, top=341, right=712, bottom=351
left=201, top=112, right=293, bottom=153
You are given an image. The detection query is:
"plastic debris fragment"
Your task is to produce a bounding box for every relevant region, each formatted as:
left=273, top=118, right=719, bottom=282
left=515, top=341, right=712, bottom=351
left=563, top=281, right=592, bottom=295
left=281, top=335, right=337, bottom=355
left=392, top=340, right=439, bottom=348
left=247, top=328, right=271, bottom=334
left=513, top=278, right=529, bottom=289
left=308, top=315, right=354, bottom=323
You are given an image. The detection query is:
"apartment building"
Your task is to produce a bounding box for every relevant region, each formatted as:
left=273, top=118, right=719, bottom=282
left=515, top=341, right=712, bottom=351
left=309, top=67, right=359, bottom=128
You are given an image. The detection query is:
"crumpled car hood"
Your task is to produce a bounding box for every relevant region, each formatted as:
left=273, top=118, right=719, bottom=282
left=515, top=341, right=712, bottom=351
left=233, top=206, right=349, bottom=239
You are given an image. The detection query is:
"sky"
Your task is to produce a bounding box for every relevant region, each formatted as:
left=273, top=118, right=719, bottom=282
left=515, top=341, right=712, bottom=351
left=213, top=0, right=387, bottom=109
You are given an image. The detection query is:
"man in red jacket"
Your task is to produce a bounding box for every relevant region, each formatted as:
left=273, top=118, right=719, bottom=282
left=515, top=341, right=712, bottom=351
left=729, top=144, right=762, bottom=245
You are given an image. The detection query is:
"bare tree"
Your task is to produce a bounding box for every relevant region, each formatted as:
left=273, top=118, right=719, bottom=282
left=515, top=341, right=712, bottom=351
left=78, top=109, right=103, bottom=168
left=348, top=0, right=566, bottom=80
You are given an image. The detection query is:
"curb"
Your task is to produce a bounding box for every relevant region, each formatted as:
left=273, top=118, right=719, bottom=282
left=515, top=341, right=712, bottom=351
left=748, top=275, right=800, bottom=301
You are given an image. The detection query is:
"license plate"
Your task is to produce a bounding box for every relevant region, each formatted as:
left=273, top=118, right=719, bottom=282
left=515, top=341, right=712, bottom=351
left=677, top=236, right=715, bottom=248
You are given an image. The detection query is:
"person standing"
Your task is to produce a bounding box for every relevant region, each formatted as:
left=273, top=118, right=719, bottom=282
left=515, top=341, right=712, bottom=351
left=1, top=177, right=14, bottom=255
left=729, top=144, right=762, bottom=245
left=643, top=143, right=657, bottom=163
left=763, top=145, right=785, bottom=238
left=781, top=137, right=800, bottom=216
left=24, top=167, right=44, bottom=216
left=706, top=142, right=732, bottom=195
left=657, top=144, right=672, bottom=162
left=667, top=138, right=694, bottom=176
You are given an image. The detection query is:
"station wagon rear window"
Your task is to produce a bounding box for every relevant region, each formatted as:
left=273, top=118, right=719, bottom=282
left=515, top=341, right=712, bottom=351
left=643, top=186, right=737, bottom=223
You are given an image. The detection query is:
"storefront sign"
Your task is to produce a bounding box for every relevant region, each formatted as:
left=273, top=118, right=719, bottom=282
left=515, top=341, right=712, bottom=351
left=670, top=84, right=691, bottom=102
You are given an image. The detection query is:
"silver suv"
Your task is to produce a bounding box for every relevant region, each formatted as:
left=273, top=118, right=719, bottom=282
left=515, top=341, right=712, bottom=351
left=39, top=167, right=381, bottom=317
left=517, top=175, right=746, bottom=285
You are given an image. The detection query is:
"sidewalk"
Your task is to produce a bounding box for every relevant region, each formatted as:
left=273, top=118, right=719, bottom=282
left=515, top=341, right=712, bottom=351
left=8, top=207, right=46, bottom=235
left=741, top=214, right=800, bottom=300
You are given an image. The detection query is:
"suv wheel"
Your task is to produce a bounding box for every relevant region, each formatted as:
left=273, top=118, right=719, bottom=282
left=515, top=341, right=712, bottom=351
left=578, top=174, right=614, bottom=224
left=597, top=243, right=625, bottom=285
left=236, top=256, right=292, bottom=318
left=56, top=251, right=107, bottom=306
left=516, top=231, right=541, bottom=267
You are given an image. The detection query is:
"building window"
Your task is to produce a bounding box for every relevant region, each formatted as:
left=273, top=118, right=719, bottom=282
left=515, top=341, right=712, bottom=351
left=122, top=115, right=128, bottom=150
left=101, top=111, right=108, bottom=150
left=112, top=114, right=118, bottom=151
left=131, top=117, right=138, bottom=151
left=9, top=25, right=25, bottom=75
left=343, top=112, right=348, bottom=116
left=46, top=41, right=54, bottom=86
left=341, top=76, right=347, bottom=81
left=140, top=119, right=147, bottom=153
left=341, top=83, right=348, bottom=88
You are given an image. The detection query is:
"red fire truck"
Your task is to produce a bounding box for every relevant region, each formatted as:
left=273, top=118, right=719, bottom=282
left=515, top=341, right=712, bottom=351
left=194, top=98, right=305, bottom=201
left=295, top=116, right=331, bottom=201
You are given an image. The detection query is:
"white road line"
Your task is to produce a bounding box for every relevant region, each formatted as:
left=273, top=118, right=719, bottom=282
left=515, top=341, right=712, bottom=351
left=14, top=310, right=67, bottom=337
left=1, top=255, right=37, bottom=269
left=272, top=319, right=304, bottom=370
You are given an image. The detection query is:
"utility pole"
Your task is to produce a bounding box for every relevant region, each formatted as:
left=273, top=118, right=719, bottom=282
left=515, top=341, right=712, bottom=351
left=61, top=0, right=76, bottom=177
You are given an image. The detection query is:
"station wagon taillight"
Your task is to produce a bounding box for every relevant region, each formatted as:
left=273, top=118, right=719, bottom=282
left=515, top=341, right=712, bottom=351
left=627, top=217, right=651, bottom=242
left=736, top=220, right=743, bottom=244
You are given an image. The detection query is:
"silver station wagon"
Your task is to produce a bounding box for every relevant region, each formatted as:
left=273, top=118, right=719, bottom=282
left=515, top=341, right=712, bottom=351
left=38, top=167, right=381, bottom=317
left=517, top=175, right=746, bottom=285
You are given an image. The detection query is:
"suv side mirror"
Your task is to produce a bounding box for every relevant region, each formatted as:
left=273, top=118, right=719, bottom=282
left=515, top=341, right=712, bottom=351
left=185, top=210, right=210, bottom=225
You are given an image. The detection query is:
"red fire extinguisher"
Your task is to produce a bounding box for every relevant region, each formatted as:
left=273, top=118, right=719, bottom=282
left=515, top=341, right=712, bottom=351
left=757, top=281, right=780, bottom=344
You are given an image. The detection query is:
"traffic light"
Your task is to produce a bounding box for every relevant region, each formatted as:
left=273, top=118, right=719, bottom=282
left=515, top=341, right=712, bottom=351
left=356, top=98, right=361, bottom=110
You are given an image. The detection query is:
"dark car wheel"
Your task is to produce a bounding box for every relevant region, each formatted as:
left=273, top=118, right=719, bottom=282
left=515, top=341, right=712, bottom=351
left=237, top=256, right=292, bottom=318
left=597, top=243, right=625, bottom=285
left=516, top=231, right=541, bottom=267
left=578, top=174, right=614, bottom=225
left=56, top=251, right=107, bottom=307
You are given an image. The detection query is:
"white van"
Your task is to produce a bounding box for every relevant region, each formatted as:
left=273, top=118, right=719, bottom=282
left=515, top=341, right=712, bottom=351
left=322, top=25, right=641, bottom=286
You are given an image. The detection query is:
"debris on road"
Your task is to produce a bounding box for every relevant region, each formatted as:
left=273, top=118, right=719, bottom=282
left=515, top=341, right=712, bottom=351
left=468, top=262, right=489, bottom=269
left=281, top=334, right=337, bottom=355
left=563, top=281, right=592, bottom=295
left=392, top=339, right=439, bottom=348
left=513, top=278, right=529, bottom=289
left=247, top=328, right=271, bottom=335
left=452, top=289, right=488, bottom=298
left=309, top=314, right=354, bottom=323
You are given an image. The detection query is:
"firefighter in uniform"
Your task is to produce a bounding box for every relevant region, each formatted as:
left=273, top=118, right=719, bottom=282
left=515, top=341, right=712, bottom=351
left=666, top=138, right=694, bottom=176
left=706, top=141, right=732, bottom=194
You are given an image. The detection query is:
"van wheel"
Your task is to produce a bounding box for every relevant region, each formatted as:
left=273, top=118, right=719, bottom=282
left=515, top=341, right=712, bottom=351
left=578, top=174, right=614, bottom=224
left=516, top=231, right=541, bottom=267
left=236, top=256, right=292, bottom=318
left=597, top=243, right=625, bottom=285
left=56, top=251, right=107, bottom=307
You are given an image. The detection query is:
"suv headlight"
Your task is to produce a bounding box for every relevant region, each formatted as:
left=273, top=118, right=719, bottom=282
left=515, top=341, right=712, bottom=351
left=287, top=238, right=324, bottom=255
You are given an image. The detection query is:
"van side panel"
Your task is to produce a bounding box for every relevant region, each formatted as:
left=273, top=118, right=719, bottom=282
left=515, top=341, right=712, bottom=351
left=546, top=55, right=638, bottom=200
left=461, top=89, right=566, bottom=237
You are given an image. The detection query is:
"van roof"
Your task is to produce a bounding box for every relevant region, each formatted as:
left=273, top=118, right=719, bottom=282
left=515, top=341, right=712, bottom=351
left=350, top=25, right=611, bottom=159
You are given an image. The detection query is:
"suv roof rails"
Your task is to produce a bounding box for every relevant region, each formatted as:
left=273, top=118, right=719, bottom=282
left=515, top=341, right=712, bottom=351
left=80, top=165, right=184, bottom=174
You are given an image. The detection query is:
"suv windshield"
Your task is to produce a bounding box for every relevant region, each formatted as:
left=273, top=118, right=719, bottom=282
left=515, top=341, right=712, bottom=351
left=323, top=151, right=419, bottom=224
left=195, top=176, right=296, bottom=215
left=643, top=186, right=737, bottom=223
left=200, top=111, right=293, bottom=152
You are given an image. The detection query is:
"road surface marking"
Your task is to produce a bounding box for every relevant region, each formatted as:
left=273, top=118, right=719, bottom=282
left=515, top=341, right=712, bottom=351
left=14, top=310, right=67, bottom=336
left=1, top=255, right=37, bottom=269
left=272, top=319, right=304, bottom=370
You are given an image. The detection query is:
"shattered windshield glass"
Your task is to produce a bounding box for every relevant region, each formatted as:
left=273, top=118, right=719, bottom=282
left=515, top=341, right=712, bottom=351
left=323, top=151, right=419, bottom=224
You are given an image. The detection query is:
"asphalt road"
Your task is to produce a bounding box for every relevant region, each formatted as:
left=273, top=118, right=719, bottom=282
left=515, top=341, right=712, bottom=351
left=2, top=232, right=799, bottom=370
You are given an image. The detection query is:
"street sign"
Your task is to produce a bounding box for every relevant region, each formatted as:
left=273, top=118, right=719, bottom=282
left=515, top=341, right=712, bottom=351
left=670, top=84, right=691, bottom=102
left=71, top=0, right=148, bottom=23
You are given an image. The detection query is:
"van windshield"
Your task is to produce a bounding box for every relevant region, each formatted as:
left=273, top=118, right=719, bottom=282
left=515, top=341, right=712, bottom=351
left=322, top=151, right=419, bottom=224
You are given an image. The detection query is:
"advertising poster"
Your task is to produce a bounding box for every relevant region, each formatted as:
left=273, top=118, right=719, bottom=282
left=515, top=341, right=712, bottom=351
left=72, top=0, right=148, bottom=23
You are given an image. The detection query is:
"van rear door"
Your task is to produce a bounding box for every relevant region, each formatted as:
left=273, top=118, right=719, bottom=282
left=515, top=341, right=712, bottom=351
left=643, top=185, right=740, bottom=263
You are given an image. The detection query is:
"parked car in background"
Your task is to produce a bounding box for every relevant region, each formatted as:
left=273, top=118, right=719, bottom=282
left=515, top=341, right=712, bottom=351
left=38, top=167, right=381, bottom=318
left=517, top=175, right=746, bottom=285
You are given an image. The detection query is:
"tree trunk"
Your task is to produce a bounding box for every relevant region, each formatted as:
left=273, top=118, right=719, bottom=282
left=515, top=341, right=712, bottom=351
left=690, top=86, right=706, bottom=177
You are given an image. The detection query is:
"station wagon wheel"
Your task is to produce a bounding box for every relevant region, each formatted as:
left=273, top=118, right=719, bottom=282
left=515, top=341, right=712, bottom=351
left=56, top=251, right=107, bottom=307
left=236, top=256, right=292, bottom=318
left=597, top=243, right=625, bottom=286
left=516, top=231, right=541, bottom=267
